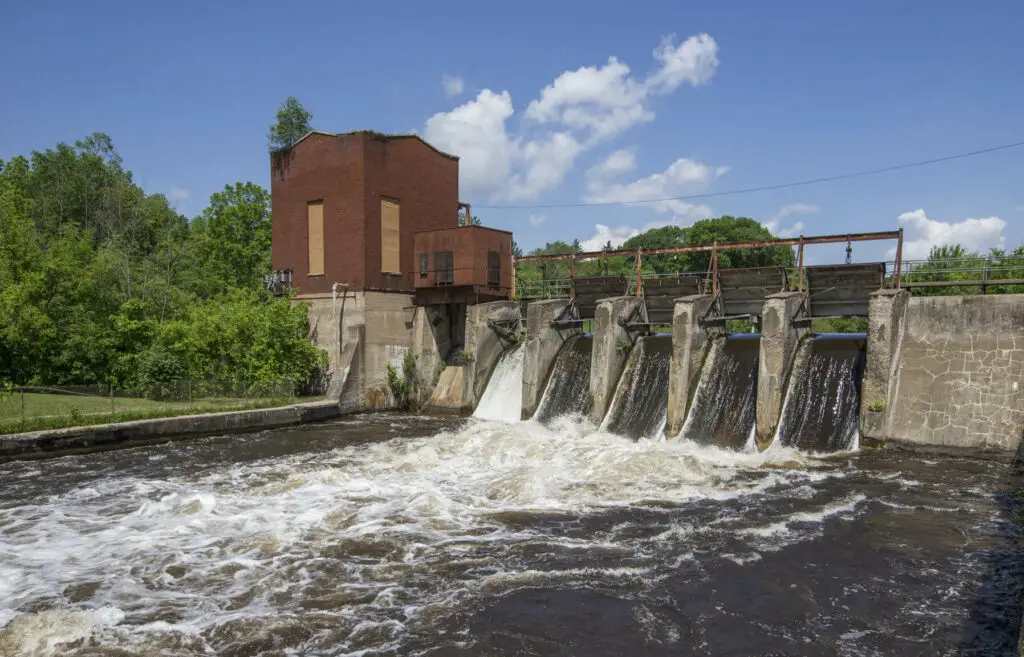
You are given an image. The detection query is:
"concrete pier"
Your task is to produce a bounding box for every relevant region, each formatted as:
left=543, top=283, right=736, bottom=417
left=522, top=299, right=579, bottom=419
left=464, top=301, right=520, bottom=407
left=860, top=289, right=909, bottom=441
left=756, top=291, right=809, bottom=446
left=666, top=295, right=720, bottom=436
left=589, top=296, right=643, bottom=424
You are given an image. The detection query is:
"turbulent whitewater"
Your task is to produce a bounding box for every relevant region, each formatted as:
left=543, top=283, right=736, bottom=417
left=0, top=414, right=1018, bottom=655
left=473, top=345, right=524, bottom=422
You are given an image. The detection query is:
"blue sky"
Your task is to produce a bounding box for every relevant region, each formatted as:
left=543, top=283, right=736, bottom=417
left=2, top=0, right=1022, bottom=263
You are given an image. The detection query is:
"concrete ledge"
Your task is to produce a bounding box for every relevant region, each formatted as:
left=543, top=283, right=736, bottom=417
left=0, top=400, right=342, bottom=463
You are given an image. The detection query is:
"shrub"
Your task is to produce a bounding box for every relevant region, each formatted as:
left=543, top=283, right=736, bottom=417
left=452, top=350, right=475, bottom=366
left=136, top=346, right=186, bottom=400
left=387, top=353, right=418, bottom=410
left=868, top=398, right=886, bottom=413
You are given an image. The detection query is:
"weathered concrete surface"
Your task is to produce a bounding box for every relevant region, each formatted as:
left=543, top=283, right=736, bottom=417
left=756, top=291, right=809, bottom=446
left=0, top=401, right=341, bottom=463
left=666, top=295, right=720, bottom=436
left=411, top=306, right=445, bottom=407
left=464, top=301, right=520, bottom=408
left=426, top=365, right=466, bottom=413
left=886, top=295, right=1024, bottom=450
left=303, top=291, right=417, bottom=411
left=590, top=296, right=643, bottom=424
left=522, top=299, right=579, bottom=419
left=860, top=289, right=910, bottom=440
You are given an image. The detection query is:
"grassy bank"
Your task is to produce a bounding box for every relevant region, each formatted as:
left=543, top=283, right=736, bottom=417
left=0, top=393, right=321, bottom=435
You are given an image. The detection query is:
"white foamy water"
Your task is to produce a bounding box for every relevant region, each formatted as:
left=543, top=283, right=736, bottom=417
left=0, top=418, right=862, bottom=655
left=472, top=346, right=524, bottom=422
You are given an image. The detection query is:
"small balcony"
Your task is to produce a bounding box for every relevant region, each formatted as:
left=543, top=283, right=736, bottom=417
left=413, top=226, right=513, bottom=305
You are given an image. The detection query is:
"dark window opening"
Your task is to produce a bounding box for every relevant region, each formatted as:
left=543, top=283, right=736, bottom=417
left=487, top=250, right=501, bottom=287
left=435, top=251, right=454, bottom=285
left=419, top=253, right=429, bottom=279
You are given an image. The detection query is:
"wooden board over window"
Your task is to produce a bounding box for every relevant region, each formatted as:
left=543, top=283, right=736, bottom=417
left=307, top=201, right=324, bottom=276
left=381, top=198, right=400, bottom=274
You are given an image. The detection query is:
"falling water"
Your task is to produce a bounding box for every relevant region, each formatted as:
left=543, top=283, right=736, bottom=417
left=681, top=335, right=760, bottom=449
left=534, top=334, right=593, bottom=423
left=473, top=346, right=524, bottom=422
left=603, top=335, right=672, bottom=439
left=776, top=334, right=866, bottom=452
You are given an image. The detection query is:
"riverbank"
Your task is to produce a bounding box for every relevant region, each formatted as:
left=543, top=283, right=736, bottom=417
left=0, top=400, right=340, bottom=462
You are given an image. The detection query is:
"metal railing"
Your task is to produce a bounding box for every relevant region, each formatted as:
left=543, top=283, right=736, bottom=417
left=891, top=255, right=1024, bottom=289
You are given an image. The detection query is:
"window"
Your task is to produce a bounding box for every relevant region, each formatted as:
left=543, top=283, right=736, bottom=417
left=487, top=250, right=500, bottom=287
left=419, top=253, right=429, bottom=279
left=381, top=198, right=400, bottom=274
left=435, top=251, right=454, bottom=285
left=307, top=201, right=324, bottom=276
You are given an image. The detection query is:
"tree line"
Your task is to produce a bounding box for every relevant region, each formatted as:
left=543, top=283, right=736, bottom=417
left=0, top=133, right=325, bottom=398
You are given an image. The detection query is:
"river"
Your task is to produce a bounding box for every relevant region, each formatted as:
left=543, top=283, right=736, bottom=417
left=1, top=414, right=1021, bottom=656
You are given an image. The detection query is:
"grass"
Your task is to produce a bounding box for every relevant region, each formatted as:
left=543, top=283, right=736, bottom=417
left=0, top=392, right=317, bottom=435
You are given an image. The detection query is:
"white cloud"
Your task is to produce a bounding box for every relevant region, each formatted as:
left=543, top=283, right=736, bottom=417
left=424, top=90, right=514, bottom=197
left=646, top=33, right=719, bottom=93
left=528, top=214, right=547, bottom=227
left=505, top=132, right=582, bottom=200
left=423, top=33, right=718, bottom=201
left=584, top=156, right=719, bottom=223
left=442, top=74, right=465, bottom=97
left=580, top=224, right=641, bottom=251
left=586, top=149, right=637, bottom=182
left=896, top=209, right=1006, bottom=259
left=762, top=203, right=819, bottom=238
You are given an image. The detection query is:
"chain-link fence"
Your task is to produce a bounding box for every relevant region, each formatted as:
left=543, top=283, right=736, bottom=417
left=0, top=377, right=326, bottom=435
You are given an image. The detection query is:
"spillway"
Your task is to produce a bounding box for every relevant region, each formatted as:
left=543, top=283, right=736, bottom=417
left=473, top=345, right=524, bottom=422
left=534, top=334, right=593, bottom=423
left=776, top=334, right=866, bottom=452
left=680, top=335, right=759, bottom=449
left=603, top=335, right=671, bottom=439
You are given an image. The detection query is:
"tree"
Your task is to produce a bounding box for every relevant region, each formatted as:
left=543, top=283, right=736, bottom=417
left=268, top=97, right=313, bottom=151
left=457, top=210, right=482, bottom=226
left=188, top=182, right=271, bottom=294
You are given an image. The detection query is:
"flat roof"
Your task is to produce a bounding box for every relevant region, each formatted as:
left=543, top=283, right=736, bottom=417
left=280, top=130, right=459, bottom=161
left=414, top=225, right=514, bottom=236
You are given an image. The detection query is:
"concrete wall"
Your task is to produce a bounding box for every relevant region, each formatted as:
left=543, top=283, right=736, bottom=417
left=860, top=289, right=910, bottom=441
left=667, top=295, right=720, bottom=436
left=522, top=299, right=579, bottom=419
left=590, top=296, right=643, bottom=424
left=884, top=294, right=1024, bottom=450
left=464, top=301, right=520, bottom=406
left=756, top=291, right=809, bottom=446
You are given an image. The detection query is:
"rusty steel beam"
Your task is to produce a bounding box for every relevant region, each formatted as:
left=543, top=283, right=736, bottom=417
left=513, top=230, right=901, bottom=264
left=893, top=227, right=904, bottom=289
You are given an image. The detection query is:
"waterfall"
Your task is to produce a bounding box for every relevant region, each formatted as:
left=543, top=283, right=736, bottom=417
left=534, top=334, right=593, bottom=423
left=473, top=346, right=524, bottom=422
left=603, top=335, right=672, bottom=439
left=776, top=334, right=866, bottom=452
left=680, top=335, right=760, bottom=450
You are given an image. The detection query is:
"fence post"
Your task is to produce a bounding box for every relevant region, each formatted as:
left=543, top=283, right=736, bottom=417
left=712, top=243, right=719, bottom=297
left=893, top=227, right=904, bottom=289
left=797, top=237, right=805, bottom=292
left=635, top=250, right=643, bottom=296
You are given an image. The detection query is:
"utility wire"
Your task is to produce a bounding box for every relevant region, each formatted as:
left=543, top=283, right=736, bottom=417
left=474, top=140, right=1024, bottom=210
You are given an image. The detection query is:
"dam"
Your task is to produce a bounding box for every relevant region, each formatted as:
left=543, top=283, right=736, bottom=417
left=3, top=224, right=1024, bottom=655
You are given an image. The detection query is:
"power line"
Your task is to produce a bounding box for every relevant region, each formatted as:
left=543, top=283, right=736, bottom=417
left=474, top=139, right=1024, bottom=210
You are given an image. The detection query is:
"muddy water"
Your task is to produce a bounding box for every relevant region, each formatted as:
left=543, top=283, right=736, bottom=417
left=1, top=415, right=1021, bottom=656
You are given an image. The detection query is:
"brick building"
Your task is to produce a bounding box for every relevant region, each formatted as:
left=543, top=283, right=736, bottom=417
left=269, top=130, right=515, bottom=410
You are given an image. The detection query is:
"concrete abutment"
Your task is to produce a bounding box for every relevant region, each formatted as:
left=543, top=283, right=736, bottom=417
left=522, top=299, right=578, bottom=420
left=756, top=291, right=809, bottom=447
left=667, top=295, right=720, bottom=436
left=589, top=296, right=643, bottom=424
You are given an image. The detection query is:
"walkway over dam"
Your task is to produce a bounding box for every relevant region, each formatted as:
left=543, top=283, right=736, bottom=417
left=414, top=230, right=1024, bottom=452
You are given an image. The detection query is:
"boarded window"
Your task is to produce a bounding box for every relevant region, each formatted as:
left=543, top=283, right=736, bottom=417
left=381, top=198, right=401, bottom=274
left=307, top=201, right=324, bottom=276
left=488, top=251, right=500, bottom=287
left=435, top=251, right=454, bottom=285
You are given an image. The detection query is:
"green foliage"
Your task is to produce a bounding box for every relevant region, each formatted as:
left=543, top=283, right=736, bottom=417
left=268, top=97, right=313, bottom=151
left=904, top=245, right=1024, bottom=296
left=386, top=353, right=418, bottom=410
left=452, top=350, right=475, bottom=365
left=868, top=399, right=886, bottom=413
left=0, top=135, right=327, bottom=401
left=812, top=317, right=868, bottom=333
left=136, top=346, right=186, bottom=400
left=458, top=211, right=482, bottom=226
left=615, top=340, right=633, bottom=352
